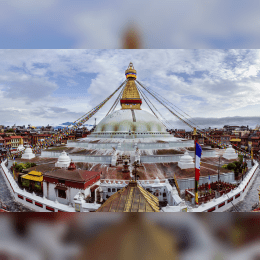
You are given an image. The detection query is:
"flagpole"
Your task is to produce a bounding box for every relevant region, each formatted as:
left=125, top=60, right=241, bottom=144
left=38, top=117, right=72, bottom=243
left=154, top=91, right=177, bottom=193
left=194, top=128, right=198, bottom=205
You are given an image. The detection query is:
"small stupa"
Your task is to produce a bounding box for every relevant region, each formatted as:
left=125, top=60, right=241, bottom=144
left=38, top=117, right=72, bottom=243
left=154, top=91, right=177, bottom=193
left=21, top=145, right=35, bottom=159
left=55, top=151, right=71, bottom=168
left=223, top=145, right=238, bottom=160
left=178, top=151, right=195, bottom=169
left=17, top=138, right=25, bottom=152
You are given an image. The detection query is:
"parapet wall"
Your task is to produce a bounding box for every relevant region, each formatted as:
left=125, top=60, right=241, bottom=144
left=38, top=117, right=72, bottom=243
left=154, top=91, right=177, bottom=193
left=0, top=160, right=75, bottom=212
left=191, top=160, right=259, bottom=212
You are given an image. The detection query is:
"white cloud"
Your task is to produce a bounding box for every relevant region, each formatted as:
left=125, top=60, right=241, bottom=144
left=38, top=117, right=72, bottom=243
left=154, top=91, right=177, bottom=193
left=0, top=49, right=260, bottom=127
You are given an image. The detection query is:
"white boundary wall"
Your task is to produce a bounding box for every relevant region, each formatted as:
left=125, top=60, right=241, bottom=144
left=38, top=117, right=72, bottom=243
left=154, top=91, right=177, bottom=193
left=190, top=160, right=259, bottom=212
left=177, top=172, right=235, bottom=191
left=0, top=160, right=75, bottom=212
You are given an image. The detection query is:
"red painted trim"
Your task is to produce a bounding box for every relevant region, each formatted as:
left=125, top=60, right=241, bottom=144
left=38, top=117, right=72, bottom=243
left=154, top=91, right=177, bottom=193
left=26, top=198, right=33, bottom=203
left=120, top=99, right=142, bottom=104
left=235, top=193, right=240, bottom=199
left=46, top=206, right=54, bottom=212
left=208, top=207, right=215, bottom=212
left=227, top=197, right=233, bottom=203
left=35, top=202, right=43, bottom=208
left=218, top=202, right=225, bottom=208
left=44, top=175, right=100, bottom=189
left=58, top=210, right=64, bottom=212
left=18, top=195, right=23, bottom=200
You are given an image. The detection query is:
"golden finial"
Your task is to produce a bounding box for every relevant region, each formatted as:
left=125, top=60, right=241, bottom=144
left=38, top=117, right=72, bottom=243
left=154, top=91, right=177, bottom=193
left=125, top=62, right=137, bottom=80
left=121, top=63, right=142, bottom=110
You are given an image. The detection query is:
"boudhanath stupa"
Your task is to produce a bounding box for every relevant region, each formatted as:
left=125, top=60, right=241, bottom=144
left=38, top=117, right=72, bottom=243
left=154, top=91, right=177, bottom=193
left=64, top=63, right=194, bottom=161
left=41, top=63, right=216, bottom=180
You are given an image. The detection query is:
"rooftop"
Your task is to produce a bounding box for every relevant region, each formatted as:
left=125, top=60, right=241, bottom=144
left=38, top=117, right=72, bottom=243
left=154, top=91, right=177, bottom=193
left=43, top=169, right=101, bottom=183
left=96, top=181, right=160, bottom=212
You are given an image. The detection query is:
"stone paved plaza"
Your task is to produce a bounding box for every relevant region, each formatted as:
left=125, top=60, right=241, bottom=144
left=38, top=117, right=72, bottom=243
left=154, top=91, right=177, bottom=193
left=0, top=166, right=33, bottom=212
left=227, top=168, right=260, bottom=212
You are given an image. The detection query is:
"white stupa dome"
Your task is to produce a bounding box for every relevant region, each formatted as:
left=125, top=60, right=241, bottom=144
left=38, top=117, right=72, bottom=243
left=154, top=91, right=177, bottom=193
left=17, top=144, right=25, bottom=151
left=154, top=177, right=160, bottom=184
left=21, top=146, right=35, bottom=159
left=55, top=151, right=71, bottom=168
left=92, top=109, right=170, bottom=138
left=223, top=145, right=238, bottom=160
left=178, top=151, right=195, bottom=169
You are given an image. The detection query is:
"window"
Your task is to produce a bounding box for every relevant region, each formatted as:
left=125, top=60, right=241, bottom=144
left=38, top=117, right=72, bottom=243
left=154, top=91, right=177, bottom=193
left=112, top=188, right=116, bottom=192
left=58, top=189, right=66, bottom=199
left=108, top=188, right=111, bottom=192
left=58, top=179, right=65, bottom=184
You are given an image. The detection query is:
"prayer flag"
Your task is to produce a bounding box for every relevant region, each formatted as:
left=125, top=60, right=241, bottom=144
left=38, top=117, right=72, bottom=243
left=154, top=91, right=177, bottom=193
left=195, top=142, right=202, bottom=181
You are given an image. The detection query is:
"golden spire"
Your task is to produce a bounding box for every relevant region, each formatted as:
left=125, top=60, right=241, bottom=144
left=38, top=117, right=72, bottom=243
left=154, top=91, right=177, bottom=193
left=121, top=62, right=142, bottom=110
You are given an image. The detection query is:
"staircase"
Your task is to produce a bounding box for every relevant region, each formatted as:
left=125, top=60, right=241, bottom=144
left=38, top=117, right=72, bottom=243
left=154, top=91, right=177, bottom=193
left=117, top=155, right=130, bottom=165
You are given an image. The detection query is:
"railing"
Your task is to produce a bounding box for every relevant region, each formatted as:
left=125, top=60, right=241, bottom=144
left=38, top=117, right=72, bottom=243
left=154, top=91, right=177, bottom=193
left=177, top=172, right=235, bottom=191
left=190, top=160, right=259, bottom=212
left=100, top=179, right=170, bottom=185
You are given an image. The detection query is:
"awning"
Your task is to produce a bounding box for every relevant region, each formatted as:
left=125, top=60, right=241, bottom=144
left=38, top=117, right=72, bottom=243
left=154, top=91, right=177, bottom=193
left=21, top=174, right=43, bottom=182
left=55, top=185, right=68, bottom=191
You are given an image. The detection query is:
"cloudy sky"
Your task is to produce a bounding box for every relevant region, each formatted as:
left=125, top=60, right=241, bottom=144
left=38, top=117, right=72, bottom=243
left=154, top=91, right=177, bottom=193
left=0, top=2, right=260, bottom=130
left=0, top=49, right=260, bottom=130
left=1, top=0, right=260, bottom=49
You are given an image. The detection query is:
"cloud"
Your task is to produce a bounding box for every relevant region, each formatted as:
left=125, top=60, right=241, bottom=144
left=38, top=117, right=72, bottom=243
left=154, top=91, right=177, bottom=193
left=1, top=75, right=58, bottom=103
left=0, top=49, right=259, bottom=127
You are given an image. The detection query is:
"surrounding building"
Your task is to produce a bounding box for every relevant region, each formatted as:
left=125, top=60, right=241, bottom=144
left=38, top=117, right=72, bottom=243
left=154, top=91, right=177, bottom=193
left=10, top=136, right=23, bottom=149
left=21, top=170, right=43, bottom=192
left=42, top=162, right=101, bottom=205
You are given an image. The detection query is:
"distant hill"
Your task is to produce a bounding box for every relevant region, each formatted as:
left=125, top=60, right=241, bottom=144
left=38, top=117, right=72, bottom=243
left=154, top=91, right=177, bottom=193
left=53, top=122, right=94, bottom=129
left=35, top=122, right=94, bottom=130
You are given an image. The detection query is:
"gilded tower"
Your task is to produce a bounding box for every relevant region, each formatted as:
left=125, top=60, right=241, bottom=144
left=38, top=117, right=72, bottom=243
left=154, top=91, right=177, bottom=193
left=120, top=62, right=142, bottom=110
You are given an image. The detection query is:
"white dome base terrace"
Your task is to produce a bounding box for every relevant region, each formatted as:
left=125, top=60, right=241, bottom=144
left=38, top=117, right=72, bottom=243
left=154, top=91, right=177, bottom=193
left=92, top=109, right=171, bottom=139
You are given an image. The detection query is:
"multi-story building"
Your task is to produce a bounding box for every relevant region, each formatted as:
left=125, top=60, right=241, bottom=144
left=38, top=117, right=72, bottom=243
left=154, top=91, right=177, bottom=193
left=223, top=125, right=239, bottom=133
left=220, top=135, right=230, bottom=145
left=174, top=129, right=186, bottom=138
left=4, top=137, right=11, bottom=149
left=0, top=136, right=4, bottom=149
left=32, top=134, right=52, bottom=145
left=10, top=136, right=23, bottom=149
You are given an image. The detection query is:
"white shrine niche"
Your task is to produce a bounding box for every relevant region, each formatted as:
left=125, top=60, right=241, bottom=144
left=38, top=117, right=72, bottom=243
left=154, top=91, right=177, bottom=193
left=178, top=151, right=195, bottom=169
left=111, top=147, right=117, bottom=166
left=17, top=144, right=25, bottom=152
left=223, top=145, right=238, bottom=160
left=55, top=151, right=71, bottom=168
left=135, top=147, right=140, bottom=163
